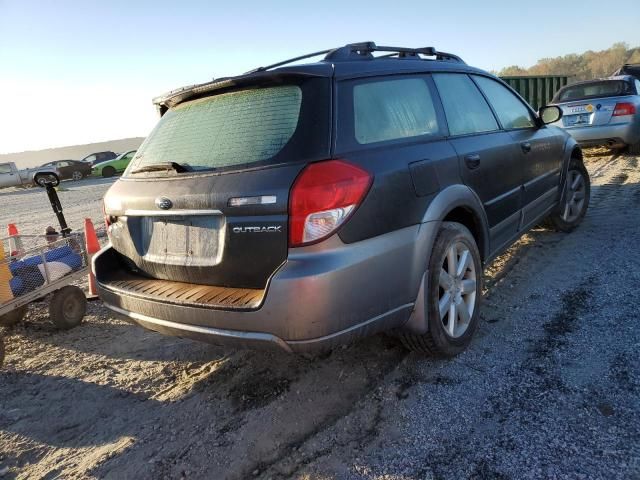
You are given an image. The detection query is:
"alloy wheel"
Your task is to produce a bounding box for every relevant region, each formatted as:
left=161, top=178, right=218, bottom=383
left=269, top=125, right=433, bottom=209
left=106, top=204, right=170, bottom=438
left=561, top=169, right=586, bottom=222
left=72, top=171, right=83, bottom=181
left=438, top=242, right=477, bottom=338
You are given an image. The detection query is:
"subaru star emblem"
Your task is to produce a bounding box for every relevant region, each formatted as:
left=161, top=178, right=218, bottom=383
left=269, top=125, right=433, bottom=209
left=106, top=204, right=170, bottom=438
left=155, top=197, right=173, bottom=210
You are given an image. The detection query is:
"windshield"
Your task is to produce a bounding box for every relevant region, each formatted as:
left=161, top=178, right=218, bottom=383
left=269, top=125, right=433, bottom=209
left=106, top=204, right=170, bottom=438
left=554, top=80, right=633, bottom=103
left=127, top=79, right=329, bottom=176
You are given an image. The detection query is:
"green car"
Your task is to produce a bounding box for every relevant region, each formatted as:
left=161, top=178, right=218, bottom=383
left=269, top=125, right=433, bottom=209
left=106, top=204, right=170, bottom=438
left=92, top=150, right=136, bottom=178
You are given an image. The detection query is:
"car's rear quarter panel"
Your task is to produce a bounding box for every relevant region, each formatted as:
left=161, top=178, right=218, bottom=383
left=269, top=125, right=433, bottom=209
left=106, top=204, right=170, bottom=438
left=336, top=140, right=461, bottom=243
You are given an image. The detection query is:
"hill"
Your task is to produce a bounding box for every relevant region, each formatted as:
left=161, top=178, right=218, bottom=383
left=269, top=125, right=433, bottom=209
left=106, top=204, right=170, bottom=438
left=0, top=137, right=145, bottom=169
left=497, top=42, right=640, bottom=81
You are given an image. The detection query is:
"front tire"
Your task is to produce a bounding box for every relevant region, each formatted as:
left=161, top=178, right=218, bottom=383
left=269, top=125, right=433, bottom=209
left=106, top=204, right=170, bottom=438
left=102, top=166, right=116, bottom=178
left=628, top=142, right=640, bottom=155
left=71, top=170, right=83, bottom=181
left=546, top=158, right=590, bottom=232
left=400, top=222, right=482, bottom=357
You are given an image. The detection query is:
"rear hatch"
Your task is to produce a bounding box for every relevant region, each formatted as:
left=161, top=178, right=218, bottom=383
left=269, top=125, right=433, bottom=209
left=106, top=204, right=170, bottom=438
left=552, top=79, right=635, bottom=128
left=103, top=75, right=331, bottom=290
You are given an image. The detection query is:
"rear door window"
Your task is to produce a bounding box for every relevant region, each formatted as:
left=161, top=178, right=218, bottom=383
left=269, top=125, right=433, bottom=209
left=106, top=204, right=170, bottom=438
left=472, top=76, right=536, bottom=129
left=433, top=74, right=499, bottom=136
left=352, top=78, right=440, bottom=144
left=129, top=79, right=329, bottom=175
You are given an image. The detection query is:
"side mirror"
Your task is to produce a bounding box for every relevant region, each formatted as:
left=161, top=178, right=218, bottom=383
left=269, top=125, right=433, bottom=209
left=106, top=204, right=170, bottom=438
left=539, top=105, right=563, bottom=125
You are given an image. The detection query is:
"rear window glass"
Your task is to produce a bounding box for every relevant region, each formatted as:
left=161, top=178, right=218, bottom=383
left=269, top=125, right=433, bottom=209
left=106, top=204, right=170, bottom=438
left=554, top=80, right=633, bottom=102
left=128, top=81, right=329, bottom=175
left=353, top=78, right=439, bottom=144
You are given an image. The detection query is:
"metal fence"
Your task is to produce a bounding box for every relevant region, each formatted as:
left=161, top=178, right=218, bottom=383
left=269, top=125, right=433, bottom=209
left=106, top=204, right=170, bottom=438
left=500, top=75, right=571, bottom=111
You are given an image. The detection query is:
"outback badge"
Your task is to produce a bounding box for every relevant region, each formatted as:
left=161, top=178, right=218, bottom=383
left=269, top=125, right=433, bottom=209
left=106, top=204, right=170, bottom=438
left=155, top=197, right=173, bottom=210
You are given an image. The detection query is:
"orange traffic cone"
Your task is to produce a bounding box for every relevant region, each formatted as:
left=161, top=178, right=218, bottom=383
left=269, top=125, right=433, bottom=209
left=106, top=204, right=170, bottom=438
left=7, top=224, right=23, bottom=257
left=0, top=241, right=14, bottom=303
left=84, top=218, right=100, bottom=297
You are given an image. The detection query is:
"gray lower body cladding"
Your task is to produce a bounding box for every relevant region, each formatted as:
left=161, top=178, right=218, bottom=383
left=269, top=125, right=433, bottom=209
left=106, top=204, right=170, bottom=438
left=94, top=224, right=432, bottom=352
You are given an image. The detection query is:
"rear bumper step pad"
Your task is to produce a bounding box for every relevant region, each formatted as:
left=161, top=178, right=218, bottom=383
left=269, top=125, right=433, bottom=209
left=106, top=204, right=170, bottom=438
left=103, top=275, right=264, bottom=310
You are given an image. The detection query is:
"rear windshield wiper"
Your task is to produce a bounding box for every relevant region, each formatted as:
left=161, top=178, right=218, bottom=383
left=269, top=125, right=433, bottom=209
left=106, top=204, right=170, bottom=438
left=131, top=162, right=192, bottom=174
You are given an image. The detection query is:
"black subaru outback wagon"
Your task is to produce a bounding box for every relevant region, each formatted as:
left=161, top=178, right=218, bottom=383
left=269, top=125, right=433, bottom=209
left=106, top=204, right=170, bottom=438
left=94, top=42, right=590, bottom=357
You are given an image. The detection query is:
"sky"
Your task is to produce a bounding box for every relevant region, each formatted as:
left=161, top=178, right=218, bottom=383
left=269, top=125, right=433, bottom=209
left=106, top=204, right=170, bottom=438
left=0, top=0, right=638, bottom=154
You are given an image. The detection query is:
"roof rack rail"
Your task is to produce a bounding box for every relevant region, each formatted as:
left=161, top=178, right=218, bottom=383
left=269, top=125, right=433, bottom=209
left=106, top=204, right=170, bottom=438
left=327, top=42, right=465, bottom=64
left=244, top=41, right=465, bottom=74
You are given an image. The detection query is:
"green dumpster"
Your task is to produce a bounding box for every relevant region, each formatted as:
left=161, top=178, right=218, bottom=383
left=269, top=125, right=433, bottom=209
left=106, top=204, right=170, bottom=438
left=500, top=75, right=571, bottom=111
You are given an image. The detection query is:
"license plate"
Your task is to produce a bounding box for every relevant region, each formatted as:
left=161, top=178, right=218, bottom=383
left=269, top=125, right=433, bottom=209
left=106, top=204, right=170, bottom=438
left=564, top=114, right=591, bottom=127
left=141, top=216, right=224, bottom=266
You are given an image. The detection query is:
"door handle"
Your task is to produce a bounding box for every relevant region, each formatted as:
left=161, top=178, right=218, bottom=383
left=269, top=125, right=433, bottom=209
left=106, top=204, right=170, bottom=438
left=521, top=142, right=532, bottom=153
left=464, top=153, right=481, bottom=169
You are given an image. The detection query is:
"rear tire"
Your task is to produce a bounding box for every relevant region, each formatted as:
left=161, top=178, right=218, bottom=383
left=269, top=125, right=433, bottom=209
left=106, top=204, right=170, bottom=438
left=49, top=286, right=86, bottom=330
left=102, top=166, right=116, bottom=178
left=0, top=305, right=28, bottom=328
left=545, top=158, right=590, bottom=232
left=628, top=142, right=640, bottom=155
left=400, top=222, right=482, bottom=357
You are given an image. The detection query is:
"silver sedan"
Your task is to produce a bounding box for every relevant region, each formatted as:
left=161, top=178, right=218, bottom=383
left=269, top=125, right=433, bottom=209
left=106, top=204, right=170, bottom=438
left=548, top=75, right=640, bottom=154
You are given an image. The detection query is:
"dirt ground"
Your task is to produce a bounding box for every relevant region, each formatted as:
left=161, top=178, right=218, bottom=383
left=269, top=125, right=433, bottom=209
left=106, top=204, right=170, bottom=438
left=0, top=150, right=639, bottom=479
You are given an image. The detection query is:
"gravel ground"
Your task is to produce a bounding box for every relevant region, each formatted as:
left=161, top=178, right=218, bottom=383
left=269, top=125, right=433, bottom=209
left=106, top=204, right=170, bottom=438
left=0, top=151, right=638, bottom=479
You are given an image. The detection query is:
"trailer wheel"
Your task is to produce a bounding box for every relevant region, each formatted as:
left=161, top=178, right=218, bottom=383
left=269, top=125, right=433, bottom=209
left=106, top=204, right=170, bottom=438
left=0, top=305, right=28, bottom=327
left=49, top=286, right=86, bottom=330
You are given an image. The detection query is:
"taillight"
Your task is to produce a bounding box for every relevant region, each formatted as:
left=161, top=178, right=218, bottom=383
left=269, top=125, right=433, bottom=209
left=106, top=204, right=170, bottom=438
left=613, top=102, right=636, bottom=116
left=289, top=160, right=372, bottom=247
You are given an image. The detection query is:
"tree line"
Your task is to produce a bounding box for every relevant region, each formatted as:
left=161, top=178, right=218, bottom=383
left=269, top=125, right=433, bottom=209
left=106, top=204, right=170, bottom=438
left=497, top=43, right=640, bottom=81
